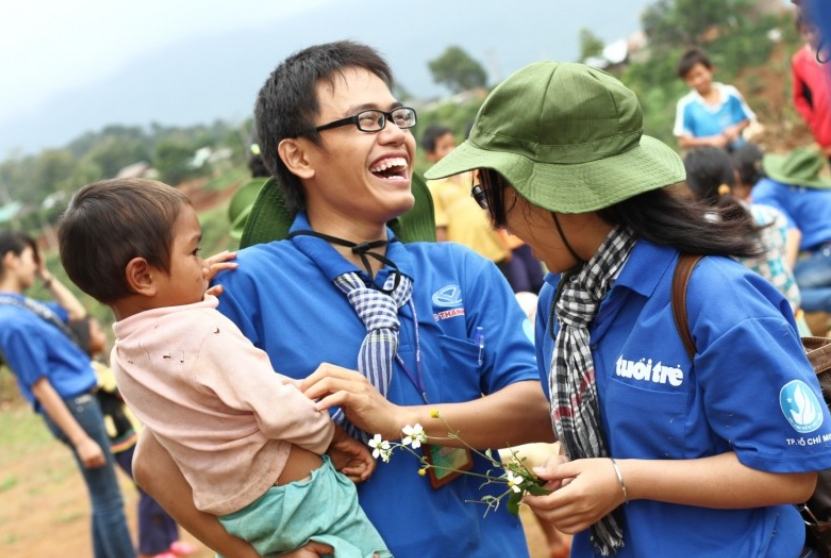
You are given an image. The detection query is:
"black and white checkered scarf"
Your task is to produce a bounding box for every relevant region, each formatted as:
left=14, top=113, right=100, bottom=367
left=549, top=226, right=636, bottom=555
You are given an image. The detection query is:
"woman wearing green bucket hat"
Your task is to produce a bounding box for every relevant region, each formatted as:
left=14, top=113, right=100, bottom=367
left=426, top=62, right=831, bottom=557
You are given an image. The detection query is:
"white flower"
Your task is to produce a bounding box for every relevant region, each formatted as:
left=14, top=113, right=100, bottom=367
left=368, top=434, right=392, bottom=462
left=402, top=424, right=427, bottom=449
left=505, top=470, right=524, bottom=494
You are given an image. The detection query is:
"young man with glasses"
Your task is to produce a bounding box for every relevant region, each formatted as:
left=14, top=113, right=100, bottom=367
left=133, top=40, right=552, bottom=558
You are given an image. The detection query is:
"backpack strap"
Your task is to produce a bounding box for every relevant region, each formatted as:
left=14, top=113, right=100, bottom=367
left=671, top=253, right=704, bottom=361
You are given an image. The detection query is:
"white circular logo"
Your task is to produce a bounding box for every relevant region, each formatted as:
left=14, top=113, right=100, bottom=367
left=780, top=380, right=824, bottom=434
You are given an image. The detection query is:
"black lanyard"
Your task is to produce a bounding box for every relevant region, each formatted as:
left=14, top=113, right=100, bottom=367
left=287, top=230, right=402, bottom=293
left=288, top=229, right=426, bottom=400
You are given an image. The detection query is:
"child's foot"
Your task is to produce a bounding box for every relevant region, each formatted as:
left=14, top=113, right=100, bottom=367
left=169, top=541, right=197, bottom=557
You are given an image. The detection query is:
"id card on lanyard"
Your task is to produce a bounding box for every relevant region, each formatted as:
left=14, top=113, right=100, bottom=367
left=396, top=300, right=473, bottom=489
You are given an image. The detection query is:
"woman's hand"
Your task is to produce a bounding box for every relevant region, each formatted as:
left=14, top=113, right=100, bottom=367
left=523, top=457, right=625, bottom=535
left=35, top=260, right=51, bottom=284
left=301, top=364, right=404, bottom=440
left=75, top=437, right=106, bottom=469
left=327, top=425, right=376, bottom=483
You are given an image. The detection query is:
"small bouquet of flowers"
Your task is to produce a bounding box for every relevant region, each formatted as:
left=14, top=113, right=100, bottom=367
left=368, top=410, right=550, bottom=516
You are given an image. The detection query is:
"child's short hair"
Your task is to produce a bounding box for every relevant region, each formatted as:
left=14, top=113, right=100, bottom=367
left=420, top=125, right=453, bottom=153
left=677, top=48, right=712, bottom=78
left=58, top=178, right=190, bottom=304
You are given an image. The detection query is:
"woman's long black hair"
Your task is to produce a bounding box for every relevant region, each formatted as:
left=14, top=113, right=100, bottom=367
left=477, top=168, right=763, bottom=258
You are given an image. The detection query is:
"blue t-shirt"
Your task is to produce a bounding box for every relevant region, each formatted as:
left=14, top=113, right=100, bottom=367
left=213, top=213, right=540, bottom=558
left=752, top=177, right=831, bottom=251
left=535, top=240, right=831, bottom=557
left=674, top=83, right=755, bottom=149
left=0, top=293, right=96, bottom=411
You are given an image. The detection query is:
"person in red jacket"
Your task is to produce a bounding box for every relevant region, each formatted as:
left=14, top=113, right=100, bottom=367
left=793, top=15, right=831, bottom=163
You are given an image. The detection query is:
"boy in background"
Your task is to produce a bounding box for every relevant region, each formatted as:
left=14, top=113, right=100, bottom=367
left=674, top=47, right=756, bottom=151
left=58, top=178, right=389, bottom=558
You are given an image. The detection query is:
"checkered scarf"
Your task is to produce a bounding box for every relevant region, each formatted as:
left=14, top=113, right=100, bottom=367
left=550, top=226, right=636, bottom=555
left=334, top=271, right=413, bottom=443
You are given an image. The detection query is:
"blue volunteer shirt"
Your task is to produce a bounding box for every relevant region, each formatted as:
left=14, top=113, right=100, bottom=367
left=673, top=83, right=755, bottom=148
left=0, top=294, right=96, bottom=410
left=213, top=212, right=539, bottom=558
left=752, top=177, right=831, bottom=251
left=535, top=240, right=831, bottom=558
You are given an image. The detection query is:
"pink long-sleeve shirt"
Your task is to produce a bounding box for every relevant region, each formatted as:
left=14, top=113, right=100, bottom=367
left=112, top=296, right=334, bottom=515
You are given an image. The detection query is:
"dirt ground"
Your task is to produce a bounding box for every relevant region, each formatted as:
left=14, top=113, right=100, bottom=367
left=0, top=402, right=554, bottom=558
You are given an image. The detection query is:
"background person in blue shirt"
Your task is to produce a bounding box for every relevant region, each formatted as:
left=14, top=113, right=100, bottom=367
left=0, top=232, right=136, bottom=558
left=131, top=40, right=553, bottom=558
left=427, top=61, right=831, bottom=558
left=750, top=147, right=831, bottom=316
left=673, top=48, right=756, bottom=152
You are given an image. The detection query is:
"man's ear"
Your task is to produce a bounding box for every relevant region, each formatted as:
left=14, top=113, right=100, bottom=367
left=124, top=257, right=157, bottom=297
left=278, top=138, right=315, bottom=180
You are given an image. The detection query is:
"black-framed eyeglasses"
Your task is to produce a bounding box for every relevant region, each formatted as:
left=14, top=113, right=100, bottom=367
left=315, top=106, right=417, bottom=133
left=471, top=184, right=488, bottom=210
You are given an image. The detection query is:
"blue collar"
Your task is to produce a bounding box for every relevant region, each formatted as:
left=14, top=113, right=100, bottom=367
left=288, top=212, right=415, bottom=285
left=612, top=239, right=679, bottom=299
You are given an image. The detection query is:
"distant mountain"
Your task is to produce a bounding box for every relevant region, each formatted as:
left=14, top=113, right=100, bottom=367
left=0, top=0, right=653, bottom=156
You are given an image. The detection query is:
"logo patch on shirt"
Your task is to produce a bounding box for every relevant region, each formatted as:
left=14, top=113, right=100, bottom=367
left=780, top=380, right=823, bottom=433
left=615, top=356, right=684, bottom=387
left=432, top=284, right=463, bottom=307
left=433, top=308, right=465, bottom=321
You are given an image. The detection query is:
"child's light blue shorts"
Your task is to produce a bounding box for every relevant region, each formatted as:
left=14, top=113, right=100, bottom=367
left=218, top=455, right=390, bottom=558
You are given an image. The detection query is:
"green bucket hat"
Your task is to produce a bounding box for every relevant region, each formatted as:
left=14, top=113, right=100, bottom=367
left=424, top=62, right=685, bottom=213
left=762, top=148, right=831, bottom=189
left=239, top=172, right=436, bottom=248
left=229, top=177, right=269, bottom=240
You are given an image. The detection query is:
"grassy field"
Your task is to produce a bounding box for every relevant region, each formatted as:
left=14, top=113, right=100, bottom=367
left=0, top=399, right=213, bottom=557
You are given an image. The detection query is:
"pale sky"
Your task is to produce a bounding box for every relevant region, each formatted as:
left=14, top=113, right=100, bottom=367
left=0, top=0, right=663, bottom=156
left=0, top=0, right=336, bottom=123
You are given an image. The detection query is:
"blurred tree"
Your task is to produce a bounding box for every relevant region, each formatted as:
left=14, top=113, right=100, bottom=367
left=33, top=150, right=76, bottom=197
left=87, top=136, right=150, bottom=179
left=155, top=140, right=198, bottom=186
left=579, top=28, right=605, bottom=62
left=428, top=46, right=488, bottom=94
left=642, top=0, right=753, bottom=48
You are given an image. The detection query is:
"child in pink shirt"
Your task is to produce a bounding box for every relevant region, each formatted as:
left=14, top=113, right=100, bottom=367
left=57, top=177, right=390, bottom=558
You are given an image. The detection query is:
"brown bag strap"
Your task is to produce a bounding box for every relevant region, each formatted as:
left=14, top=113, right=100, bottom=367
left=671, top=253, right=704, bottom=362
